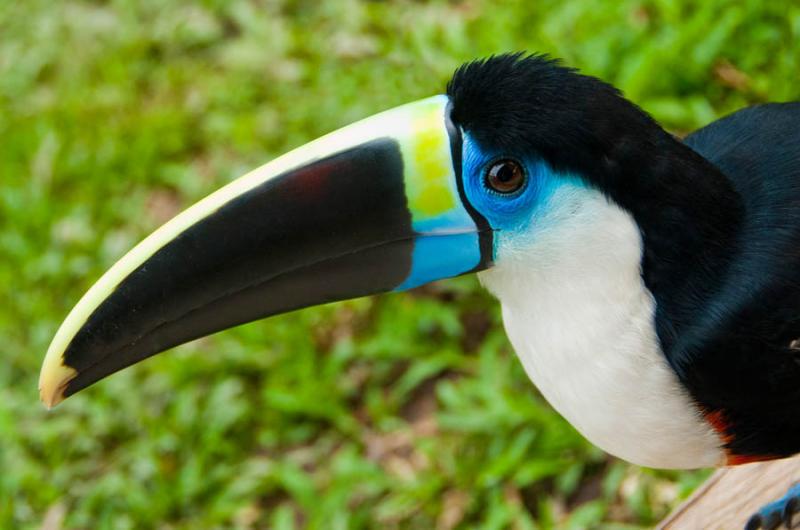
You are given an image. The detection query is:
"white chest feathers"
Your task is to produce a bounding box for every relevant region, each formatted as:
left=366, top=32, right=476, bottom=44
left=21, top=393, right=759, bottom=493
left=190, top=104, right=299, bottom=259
left=479, top=184, right=724, bottom=469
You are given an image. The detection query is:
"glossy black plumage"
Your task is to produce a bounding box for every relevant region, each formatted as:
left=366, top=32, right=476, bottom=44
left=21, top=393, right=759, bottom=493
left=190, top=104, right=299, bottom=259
left=683, top=103, right=800, bottom=458
left=448, top=54, right=800, bottom=460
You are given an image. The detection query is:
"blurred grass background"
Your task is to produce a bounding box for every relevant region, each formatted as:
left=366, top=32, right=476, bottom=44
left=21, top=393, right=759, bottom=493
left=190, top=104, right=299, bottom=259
left=1, top=1, right=798, bottom=528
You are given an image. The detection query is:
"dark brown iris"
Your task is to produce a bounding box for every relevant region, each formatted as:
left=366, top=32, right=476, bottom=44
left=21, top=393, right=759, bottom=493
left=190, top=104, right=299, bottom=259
left=485, top=159, right=525, bottom=194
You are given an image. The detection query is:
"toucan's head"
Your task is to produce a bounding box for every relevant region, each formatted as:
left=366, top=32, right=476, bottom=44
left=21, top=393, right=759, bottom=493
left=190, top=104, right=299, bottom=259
left=40, top=54, right=679, bottom=427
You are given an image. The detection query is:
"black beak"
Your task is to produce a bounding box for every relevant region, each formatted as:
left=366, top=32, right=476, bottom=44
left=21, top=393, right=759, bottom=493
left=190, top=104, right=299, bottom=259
left=40, top=96, right=493, bottom=406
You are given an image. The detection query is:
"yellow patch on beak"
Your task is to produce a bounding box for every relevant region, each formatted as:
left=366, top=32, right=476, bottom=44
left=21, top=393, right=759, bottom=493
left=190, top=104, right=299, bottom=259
left=401, top=99, right=457, bottom=220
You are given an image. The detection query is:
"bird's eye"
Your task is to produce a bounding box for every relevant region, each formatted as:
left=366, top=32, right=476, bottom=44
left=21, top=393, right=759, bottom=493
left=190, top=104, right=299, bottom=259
left=485, top=159, right=525, bottom=194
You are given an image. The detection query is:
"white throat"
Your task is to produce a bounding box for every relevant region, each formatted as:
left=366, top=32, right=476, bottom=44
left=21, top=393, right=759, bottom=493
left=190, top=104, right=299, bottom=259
left=479, top=184, right=723, bottom=469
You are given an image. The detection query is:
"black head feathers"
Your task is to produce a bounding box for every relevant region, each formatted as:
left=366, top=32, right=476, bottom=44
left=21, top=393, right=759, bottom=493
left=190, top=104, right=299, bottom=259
left=446, top=53, right=666, bottom=181
left=445, top=53, right=739, bottom=238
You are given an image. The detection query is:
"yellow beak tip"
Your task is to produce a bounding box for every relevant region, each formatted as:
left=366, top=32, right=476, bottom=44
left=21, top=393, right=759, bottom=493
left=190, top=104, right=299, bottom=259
left=39, top=387, right=64, bottom=409
left=38, top=357, right=76, bottom=409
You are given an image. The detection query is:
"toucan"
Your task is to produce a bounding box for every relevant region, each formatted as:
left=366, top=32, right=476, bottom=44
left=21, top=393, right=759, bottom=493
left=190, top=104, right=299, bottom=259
left=39, top=53, right=800, bottom=529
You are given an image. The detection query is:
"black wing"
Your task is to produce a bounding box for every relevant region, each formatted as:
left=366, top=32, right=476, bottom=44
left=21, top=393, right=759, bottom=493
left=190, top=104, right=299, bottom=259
left=678, top=104, right=800, bottom=459
left=686, top=103, right=800, bottom=200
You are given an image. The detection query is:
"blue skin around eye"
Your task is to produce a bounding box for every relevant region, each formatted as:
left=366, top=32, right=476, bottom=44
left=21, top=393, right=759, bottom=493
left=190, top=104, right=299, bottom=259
left=460, top=133, right=593, bottom=261
left=461, top=133, right=558, bottom=239
left=395, top=131, right=584, bottom=291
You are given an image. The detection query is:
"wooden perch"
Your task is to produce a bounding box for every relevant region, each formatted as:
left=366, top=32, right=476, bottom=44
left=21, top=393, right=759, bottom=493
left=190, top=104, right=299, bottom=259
left=658, top=455, right=800, bottom=529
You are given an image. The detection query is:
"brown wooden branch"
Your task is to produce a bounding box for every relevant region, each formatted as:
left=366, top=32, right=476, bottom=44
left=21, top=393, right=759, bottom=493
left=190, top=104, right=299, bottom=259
left=658, top=455, right=800, bottom=529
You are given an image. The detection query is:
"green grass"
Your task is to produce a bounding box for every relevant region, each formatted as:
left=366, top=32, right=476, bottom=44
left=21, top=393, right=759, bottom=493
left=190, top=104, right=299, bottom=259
left=2, top=1, right=798, bottom=528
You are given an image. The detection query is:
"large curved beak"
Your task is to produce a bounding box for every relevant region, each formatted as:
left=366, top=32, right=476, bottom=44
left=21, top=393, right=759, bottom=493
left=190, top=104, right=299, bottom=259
left=40, top=96, right=493, bottom=407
